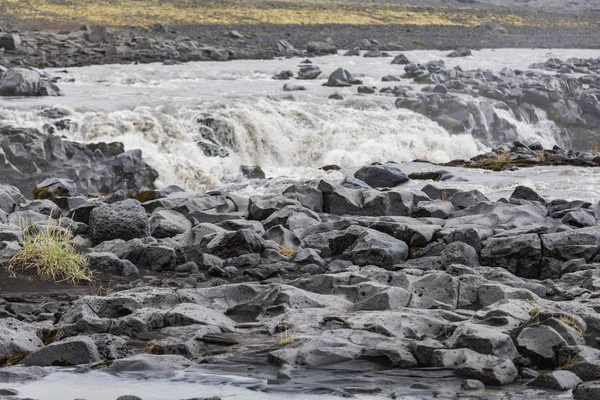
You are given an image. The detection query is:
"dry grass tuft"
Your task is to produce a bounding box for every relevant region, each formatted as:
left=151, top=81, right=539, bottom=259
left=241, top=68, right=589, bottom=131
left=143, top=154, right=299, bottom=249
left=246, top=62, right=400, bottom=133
left=144, top=342, right=164, bottom=354
left=559, top=316, right=587, bottom=337
left=278, top=247, right=296, bottom=259
left=277, top=321, right=296, bottom=346
left=8, top=218, right=92, bottom=284
left=558, top=354, right=580, bottom=370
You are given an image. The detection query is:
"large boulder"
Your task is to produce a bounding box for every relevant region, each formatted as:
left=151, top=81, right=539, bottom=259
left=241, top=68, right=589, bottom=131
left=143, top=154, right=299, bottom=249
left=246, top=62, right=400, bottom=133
left=89, top=199, right=150, bottom=243
left=449, top=190, right=489, bottom=210
left=391, top=54, right=410, bottom=65
left=409, top=272, right=459, bottom=309
left=480, top=234, right=542, bottom=278
left=574, top=381, right=600, bottom=400
left=323, top=68, right=362, bottom=87
left=348, top=228, right=409, bottom=268
left=447, top=323, right=518, bottom=360
left=87, top=252, right=139, bottom=276
left=306, top=41, right=337, bottom=55
left=21, top=336, right=101, bottom=366
left=0, top=34, right=21, bottom=50
left=149, top=210, right=192, bottom=238
left=447, top=48, right=472, bottom=58
left=431, top=348, right=518, bottom=385
left=541, top=227, right=600, bottom=262
left=0, top=319, right=43, bottom=362
left=205, top=229, right=272, bottom=258
left=0, top=67, right=62, bottom=97
left=0, top=126, right=158, bottom=198
left=354, top=164, right=409, bottom=188
left=516, top=325, right=567, bottom=368
left=0, top=185, right=26, bottom=213
left=529, top=370, right=582, bottom=391
left=510, top=186, right=546, bottom=205
left=297, top=65, right=322, bottom=80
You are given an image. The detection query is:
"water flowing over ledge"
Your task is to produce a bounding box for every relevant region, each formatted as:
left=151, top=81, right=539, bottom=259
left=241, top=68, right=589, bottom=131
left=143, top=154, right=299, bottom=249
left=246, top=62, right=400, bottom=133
left=2, top=48, right=599, bottom=194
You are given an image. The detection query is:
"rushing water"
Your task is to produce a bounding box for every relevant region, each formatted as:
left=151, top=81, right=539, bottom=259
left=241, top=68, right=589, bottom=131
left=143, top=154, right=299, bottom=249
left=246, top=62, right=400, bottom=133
left=2, top=48, right=600, bottom=197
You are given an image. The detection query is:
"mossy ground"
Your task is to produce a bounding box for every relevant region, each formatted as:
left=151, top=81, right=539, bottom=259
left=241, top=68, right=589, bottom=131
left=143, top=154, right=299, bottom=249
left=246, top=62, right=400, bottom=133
left=0, top=0, right=592, bottom=29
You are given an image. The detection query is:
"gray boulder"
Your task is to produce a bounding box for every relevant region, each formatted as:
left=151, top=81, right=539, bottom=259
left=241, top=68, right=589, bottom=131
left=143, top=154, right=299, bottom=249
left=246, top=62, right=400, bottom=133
left=0, top=34, right=21, bottom=50
left=349, top=228, right=409, bottom=268
left=205, top=229, right=271, bottom=258
left=0, top=241, right=20, bottom=262
left=21, top=336, right=100, bottom=366
left=562, top=210, right=597, bottom=228
left=409, top=272, right=459, bottom=309
left=449, top=190, right=489, bottom=210
left=306, top=41, right=337, bottom=55
left=0, top=127, right=158, bottom=199
left=0, top=185, right=25, bottom=213
left=283, top=83, right=306, bottom=92
left=354, top=164, right=409, bottom=188
left=541, top=227, right=600, bottom=262
left=248, top=195, right=299, bottom=221
left=0, top=319, right=43, bottom=361
left=559, top=345, right=600, bottom=381
left=210, top=50, right=229, bottom=61
left=413, top=200, right=455, bottom=219
left=447, top=323, right=518, bottom=360
left=392, top=54, right=410, bottom=65
left=87, top=252, right=139, bottom=276
left=282, top=183, right=323, bottom=213
left=480, top=234, right=541, bottom=278
left=150, top=210, right=192, bottom=238
left=516, top=325, right=567, bottom=368
left=573, top=381, right=600, bottom=400
left=448, top=48, right=472, bottom=58
left=323, top=68, right=362, bottom=87
left=431, top=348, right=517, bottom=385
left=297, top=65, right=322, bottom=80
left=0, top=67, right=62, bottom=97
left=529, top=370, right=582, bottom=390
left=440, top=242, right=479, bottom=267
left=277, top=40, right=300, bottom=56
left=89, top=199, right=150, bottom=243
left=510, top=186, right=546, bottom=205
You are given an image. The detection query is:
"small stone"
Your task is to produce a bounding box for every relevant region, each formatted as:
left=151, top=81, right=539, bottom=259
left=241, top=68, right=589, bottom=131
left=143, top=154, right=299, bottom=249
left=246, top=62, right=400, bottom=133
left=461, top=379, right=485, bottom=391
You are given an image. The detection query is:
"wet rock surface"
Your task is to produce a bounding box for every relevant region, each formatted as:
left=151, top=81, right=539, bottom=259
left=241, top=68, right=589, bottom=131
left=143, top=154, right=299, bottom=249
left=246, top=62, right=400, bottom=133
left=1, top=167, right=600, bottom=398
left=0, top=126, right=158, bottom=198
left=391, top=56, right=600, bottom=151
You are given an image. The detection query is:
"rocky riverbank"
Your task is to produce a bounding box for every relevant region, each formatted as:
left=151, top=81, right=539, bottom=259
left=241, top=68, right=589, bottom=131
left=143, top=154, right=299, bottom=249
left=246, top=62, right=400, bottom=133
left=3, top=19, right=600, bottom=70
left=2, top=155, right=600, bottom=398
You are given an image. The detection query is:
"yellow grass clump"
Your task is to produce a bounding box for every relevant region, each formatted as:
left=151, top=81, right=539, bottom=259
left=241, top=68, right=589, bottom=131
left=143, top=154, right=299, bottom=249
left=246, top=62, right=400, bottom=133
left=8, top=218, right=92, bottom=284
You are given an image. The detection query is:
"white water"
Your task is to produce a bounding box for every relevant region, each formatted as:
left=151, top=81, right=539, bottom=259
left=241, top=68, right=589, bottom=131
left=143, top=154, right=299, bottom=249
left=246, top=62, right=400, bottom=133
left=2, top=48, right=600, bottom=194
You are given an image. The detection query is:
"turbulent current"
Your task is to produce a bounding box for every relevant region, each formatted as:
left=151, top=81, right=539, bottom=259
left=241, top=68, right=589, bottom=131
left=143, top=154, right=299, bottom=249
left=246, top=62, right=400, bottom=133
left=2, top=49, right=600, bottom=196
